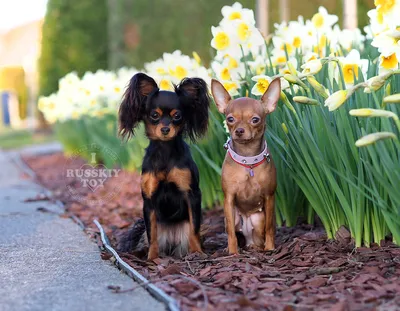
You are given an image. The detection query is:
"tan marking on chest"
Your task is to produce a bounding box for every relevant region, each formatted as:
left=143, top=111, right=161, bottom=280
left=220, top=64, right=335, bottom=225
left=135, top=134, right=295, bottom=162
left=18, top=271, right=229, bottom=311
left=141, top=172, right=166, bottom=198
left=167, top=168, right=192, bottom=192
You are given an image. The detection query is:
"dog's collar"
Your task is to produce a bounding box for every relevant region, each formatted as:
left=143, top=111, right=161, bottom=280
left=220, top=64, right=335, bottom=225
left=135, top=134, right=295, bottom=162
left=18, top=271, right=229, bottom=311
left=224, top=138, right=270, bottom=177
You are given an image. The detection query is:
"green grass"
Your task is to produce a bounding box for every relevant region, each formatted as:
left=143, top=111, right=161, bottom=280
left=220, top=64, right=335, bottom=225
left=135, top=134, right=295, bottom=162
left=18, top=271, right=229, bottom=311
left=0, top=128, right=55, bottom=150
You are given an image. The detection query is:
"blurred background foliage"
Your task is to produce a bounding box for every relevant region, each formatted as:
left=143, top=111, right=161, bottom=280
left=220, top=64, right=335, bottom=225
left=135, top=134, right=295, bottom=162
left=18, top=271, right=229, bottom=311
left=38, top=0, right=108, bottom=97
left=38, top=0, right=374, bottom=97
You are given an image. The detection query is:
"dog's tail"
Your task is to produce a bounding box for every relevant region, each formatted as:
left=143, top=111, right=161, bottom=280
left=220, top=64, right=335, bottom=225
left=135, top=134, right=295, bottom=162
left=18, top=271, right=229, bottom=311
left=117, top=218, right=147, bottom=253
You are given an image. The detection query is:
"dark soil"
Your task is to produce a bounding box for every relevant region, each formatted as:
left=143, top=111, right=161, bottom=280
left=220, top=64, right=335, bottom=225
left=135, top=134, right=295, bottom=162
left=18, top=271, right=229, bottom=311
left=23, top=153, right=400, bottom=311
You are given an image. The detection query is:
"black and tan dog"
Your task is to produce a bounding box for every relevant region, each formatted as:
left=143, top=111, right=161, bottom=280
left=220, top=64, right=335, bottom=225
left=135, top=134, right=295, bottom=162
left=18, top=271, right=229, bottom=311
left=211, top=78, right=281, bottom=254
left=117, top=73, right=210, bottom=260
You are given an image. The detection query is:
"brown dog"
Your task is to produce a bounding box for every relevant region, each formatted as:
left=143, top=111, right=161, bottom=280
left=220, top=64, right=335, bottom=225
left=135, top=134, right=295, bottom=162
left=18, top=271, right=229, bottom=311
left=211, top=78, right=281, bottom=254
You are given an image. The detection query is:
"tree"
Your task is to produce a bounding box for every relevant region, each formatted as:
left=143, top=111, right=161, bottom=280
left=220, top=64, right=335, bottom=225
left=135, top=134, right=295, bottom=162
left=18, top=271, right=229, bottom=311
left=38, top=0, right=108, bottom=96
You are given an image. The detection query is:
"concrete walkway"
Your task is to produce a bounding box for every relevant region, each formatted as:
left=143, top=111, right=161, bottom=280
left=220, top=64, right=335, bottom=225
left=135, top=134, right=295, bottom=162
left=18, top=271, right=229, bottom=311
left=0, top=149, right=165, bottom=311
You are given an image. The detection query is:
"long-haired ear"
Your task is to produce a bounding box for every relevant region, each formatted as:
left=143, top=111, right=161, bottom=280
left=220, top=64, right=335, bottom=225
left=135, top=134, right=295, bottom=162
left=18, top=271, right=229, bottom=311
left=261, top=78, right=281, bottom=114
left=118, top=73, right=158, bottom=139
left=175, top=77, right=210, bottom=141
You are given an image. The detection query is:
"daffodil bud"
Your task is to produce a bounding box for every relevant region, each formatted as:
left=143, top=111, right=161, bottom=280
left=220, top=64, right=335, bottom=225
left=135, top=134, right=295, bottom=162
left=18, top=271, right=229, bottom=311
left=281, top=123, right=288, bottom=134
left=324, top=90, right=349, bottom=111
left=287, top=62, right=298, bottom=76
left=283, top=74, right=308, bottom=90
left=349, top=108, right=399, bottom=120
left=383, top=93, right=400, bottom=104
left=306, top=76, right=329, bottom=99
left=283, top=74, right=297, bottom=84
left=192, top=52, right=202, bottom=65
left=364, top=72, right=393, bottom=93
left=355, top=132, right=397, bottom=147
left=280, top=91, right=296, bottom=114
left=293, top=96, right=319, bottom=105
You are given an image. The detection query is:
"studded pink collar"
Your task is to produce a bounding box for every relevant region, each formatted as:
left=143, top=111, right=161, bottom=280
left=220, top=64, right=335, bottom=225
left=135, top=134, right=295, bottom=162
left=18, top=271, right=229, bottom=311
left=224, top=138, right=270, bottom=177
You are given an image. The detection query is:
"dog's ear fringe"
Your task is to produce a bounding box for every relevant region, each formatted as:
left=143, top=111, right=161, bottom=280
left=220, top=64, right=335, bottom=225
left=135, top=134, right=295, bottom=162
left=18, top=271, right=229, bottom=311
left=118, top=73, right=158, bottom=140
left=175, top=77, right=210, bottom=142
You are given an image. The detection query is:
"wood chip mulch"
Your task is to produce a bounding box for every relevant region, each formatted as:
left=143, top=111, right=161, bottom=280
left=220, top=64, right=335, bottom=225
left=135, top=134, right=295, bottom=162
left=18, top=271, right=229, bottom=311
left=23, top=153, right=400, bottom=311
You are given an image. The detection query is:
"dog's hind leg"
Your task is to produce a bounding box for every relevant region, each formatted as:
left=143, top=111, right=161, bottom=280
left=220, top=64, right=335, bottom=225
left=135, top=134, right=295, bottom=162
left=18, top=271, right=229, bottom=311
left=117, top=218, right=146, bottom=253
left=186, top=193, right=203, bottom=253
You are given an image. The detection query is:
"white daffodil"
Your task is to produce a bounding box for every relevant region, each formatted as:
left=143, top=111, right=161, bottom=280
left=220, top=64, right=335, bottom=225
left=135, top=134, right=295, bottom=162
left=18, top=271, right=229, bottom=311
left=248, top=55, right=267, bottom=76
left=251, top=75, right=272, bottom=96
left=324, top=90, right=349, bottom=111
left=364, top=9, right=389, bottom=39
left=378, top=52, right=399, bottom=74
left=372, top=29, right=400, bottom=57
left=157, top=78, right=174, bottom=91
left=222, top=80, right=240, bottom=97
left=301, top=59, right=323, bottom=75
left=279, top=59, right=298, bottom=76
left=339, top=50, right=369, bottom=87
left=335, top=26, right=365, bottom=52
left=311, top=6, right=339, bottom=31
left=211, top=61, right=233, bottom=81
left=211, top=25, right=237, bottom=54
left=375, top=0, right=400, bottom=29
left=220, top=2, right=256, bottom=26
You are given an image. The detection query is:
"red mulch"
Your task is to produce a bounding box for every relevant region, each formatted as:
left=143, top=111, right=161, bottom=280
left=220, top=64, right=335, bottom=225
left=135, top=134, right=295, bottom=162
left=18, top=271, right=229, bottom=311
left=23, top=153, right=400, bottom=311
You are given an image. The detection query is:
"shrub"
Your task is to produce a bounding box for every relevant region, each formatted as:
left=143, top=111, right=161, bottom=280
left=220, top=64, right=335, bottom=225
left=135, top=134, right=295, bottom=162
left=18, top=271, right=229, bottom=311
left=38, top=0, right=108, bottom=97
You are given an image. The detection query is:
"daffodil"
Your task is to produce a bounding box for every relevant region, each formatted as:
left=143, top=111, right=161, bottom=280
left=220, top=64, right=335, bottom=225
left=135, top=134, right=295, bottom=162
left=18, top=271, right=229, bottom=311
left=339, top=50, right=369, bottom=87
left=222, top=81, right=240, bottom=96
left=374, top=0, right=400, bottom=28
left=311, top=7, right=339, bottom=31
left=158, top=79, right=173, bottom=91
left=220, top=2, right=255, bottom=25
left=372, top=29, right=400, bottom=60
left=364, top=9, right=388, bottom=39
left=336, top=27, right=365, bottom=51
left=355, top=131, right=397, bottom=147
left=379, top=52, right=399, bottom=73
left=301, top=59, right=323, bottom=75
left=211, top=26, right=236, bottom=53
left=324, top=90, right=348, bottom=111
left=251, top=75, right=272, bottom=96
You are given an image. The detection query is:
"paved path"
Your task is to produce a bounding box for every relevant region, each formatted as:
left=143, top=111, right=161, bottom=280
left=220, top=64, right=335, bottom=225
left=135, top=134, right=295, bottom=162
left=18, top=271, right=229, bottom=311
left=0, top=149, right=165, bottom=311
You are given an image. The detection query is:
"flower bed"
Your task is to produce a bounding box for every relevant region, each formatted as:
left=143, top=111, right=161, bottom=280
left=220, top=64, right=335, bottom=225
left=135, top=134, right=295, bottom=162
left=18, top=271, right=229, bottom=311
left=24, top=152, right=400, bottom=311
left=37, top=2, right=400, bottom=247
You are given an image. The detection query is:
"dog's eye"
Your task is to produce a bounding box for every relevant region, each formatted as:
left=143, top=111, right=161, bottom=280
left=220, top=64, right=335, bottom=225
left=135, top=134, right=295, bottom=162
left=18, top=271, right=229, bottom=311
left=227, top=116, right=234, bottom=123
left=150, top=111, right=160, bottom=120
left=251, top=117, right=260, bottom=124
left=173, top=111, right=182, bottom=121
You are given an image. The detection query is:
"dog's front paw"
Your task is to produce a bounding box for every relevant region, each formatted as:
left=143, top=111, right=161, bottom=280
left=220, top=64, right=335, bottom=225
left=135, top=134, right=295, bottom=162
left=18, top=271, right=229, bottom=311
left=264, top=243, right=275, bottom=251
left=228, top=244, right=239, bottom=255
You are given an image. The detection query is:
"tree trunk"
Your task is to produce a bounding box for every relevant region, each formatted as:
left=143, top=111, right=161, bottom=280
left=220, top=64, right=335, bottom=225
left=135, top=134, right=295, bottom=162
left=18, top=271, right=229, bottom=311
left=107, top=0, right=127, bottom=70
left=343, top=0, right=357, bottom=29
left=256, top=0, right=269, bottom=36
left=280, top=0, right=290, bottom=23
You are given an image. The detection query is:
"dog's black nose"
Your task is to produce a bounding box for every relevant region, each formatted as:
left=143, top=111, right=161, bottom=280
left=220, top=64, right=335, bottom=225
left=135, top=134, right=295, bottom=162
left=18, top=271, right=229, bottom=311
left=161, top=127, right=170, bottom=135
left=235, top=128, right=245, bottom=136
